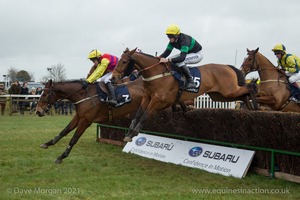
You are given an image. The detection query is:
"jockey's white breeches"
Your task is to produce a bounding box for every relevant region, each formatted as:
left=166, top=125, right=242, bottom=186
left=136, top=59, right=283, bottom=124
left=97, top=72, right=112, bottom=84
left=286, top=71, right=300, bottom=83
left=169, top=50, right=204, bottom=67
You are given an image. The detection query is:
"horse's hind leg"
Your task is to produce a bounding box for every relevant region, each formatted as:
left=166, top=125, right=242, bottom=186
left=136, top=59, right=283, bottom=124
left=55, top=120, right=92, bottom=164
left=40, top=115, right=79, bottom=149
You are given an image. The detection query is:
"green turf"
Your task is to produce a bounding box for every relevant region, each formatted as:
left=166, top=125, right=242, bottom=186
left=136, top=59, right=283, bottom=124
left=0, top=115, right=299, bottom=200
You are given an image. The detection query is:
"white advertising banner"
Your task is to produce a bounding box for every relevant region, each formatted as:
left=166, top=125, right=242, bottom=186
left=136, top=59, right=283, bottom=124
left=123, top=133, right=255, bottom=178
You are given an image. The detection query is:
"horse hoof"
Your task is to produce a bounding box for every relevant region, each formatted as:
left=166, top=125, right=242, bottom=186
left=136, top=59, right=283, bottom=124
left=54, top=159, right=62, bottom=164
left=123, top=137, right=133, bottom=142
left=40, top=144, right=48, bottom=149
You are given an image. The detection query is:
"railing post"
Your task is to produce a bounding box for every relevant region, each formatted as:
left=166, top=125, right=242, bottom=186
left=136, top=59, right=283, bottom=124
left=270, top=150, right=275, bottom=178
left=8, top=95, right=12, bottom=116
left=96, top=124, right=100, bottom=141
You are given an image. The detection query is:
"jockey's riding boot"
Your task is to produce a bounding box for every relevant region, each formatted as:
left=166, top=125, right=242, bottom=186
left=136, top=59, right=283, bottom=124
left=106, top=82, right=118, bottom=106
left=180, top=65, right=196, bottom=88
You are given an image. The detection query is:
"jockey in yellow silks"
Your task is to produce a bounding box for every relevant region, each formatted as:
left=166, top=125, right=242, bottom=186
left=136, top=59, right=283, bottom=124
left=84, top=49, right=119, bottom=105
left=272, top=44, right=300, bottom=102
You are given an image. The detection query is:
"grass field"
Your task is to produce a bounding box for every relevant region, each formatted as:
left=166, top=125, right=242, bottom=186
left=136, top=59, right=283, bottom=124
left=0, top=114, right=299, bottom=200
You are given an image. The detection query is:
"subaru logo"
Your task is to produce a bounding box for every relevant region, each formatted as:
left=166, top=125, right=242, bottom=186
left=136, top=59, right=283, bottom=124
left=135, top=137, right=147, bottom=146
left=188, top=146, right=203, bottom=157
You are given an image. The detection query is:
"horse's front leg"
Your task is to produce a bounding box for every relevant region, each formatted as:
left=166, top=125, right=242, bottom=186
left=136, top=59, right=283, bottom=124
left=40, top=115, right=79, bottom=149
left=124, top=96, right=150, bottom=142
left=55, top=120, right=92, bottom=164
left=124, top=106, right=145, bottom=142
left=124, top=96, right=165, bottom=142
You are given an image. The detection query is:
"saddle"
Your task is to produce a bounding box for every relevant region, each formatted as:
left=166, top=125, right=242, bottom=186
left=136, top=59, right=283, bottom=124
left=96, top=82, right=132, bottom=107
left=170, top=64, right=201, bottom=93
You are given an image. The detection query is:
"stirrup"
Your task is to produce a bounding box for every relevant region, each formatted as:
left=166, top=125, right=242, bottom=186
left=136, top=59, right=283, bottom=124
left=106, top=99, right=118, bottom=106
left=186, top=81, right=197, bottom=88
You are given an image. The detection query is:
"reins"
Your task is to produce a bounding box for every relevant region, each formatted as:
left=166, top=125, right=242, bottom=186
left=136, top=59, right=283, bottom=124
left=138, top=62, right=162, bottom=72
left=123, top=56, right=172, bottom=81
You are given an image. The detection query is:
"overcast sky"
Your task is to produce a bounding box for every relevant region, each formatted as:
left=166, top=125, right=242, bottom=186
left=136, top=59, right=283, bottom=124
left=1, top=0, right=300, bottom=82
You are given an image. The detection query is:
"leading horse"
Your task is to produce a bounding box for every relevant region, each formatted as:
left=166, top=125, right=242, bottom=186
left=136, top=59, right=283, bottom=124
left=112, top=48, right=258, bottom=142
left=240, top=48, right=300, bottom=112
left=35, top=78, right=144, bottom=163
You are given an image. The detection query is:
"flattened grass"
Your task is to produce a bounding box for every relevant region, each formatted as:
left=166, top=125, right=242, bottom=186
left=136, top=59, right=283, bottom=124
left=0, top=115, right=299, bottom=200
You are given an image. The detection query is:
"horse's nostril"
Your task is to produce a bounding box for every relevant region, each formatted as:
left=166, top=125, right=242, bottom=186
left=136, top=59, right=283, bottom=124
left=35, top=110, right=44, bottom=117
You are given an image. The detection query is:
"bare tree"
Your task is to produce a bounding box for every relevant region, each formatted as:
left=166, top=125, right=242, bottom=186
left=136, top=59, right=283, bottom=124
left=7, top=67, right=18, bottom=82
left=28, top=72, right=35, bottom=82
left=43, top=63, right=67, bottom=82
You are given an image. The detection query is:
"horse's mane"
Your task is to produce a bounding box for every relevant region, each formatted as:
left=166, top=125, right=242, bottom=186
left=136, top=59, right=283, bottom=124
left=136, top=52, right=158, bottom=59
left=54, top=79, right=83, bottom=84
left=257, top=52, right=276, bottom=68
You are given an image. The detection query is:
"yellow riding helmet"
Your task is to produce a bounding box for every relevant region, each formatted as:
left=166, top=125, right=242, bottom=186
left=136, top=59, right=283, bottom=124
left=271, top=44, right=286, bottom=53
left=88, top=49, right=102, bottom=59
left=165, top=24, right=181, bottom=35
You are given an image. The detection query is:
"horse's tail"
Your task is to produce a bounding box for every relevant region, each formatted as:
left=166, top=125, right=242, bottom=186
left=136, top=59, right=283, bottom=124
left=227, top=65, right=245, bottom=86
left=245, top=78, right=259, bottom=110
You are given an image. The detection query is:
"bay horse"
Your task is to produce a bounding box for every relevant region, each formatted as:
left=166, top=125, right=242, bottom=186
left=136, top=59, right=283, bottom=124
left=112, top=48, right=258, bottom=142
left=35, top=78, right=144, bottom=164
left=240, top=48, right=300, bottom=112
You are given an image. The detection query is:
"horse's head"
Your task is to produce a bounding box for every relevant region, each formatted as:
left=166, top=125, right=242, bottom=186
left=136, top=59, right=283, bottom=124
left=111, top=47, right=137, bottom=83
left=35, top=79, right=59, bottom=117
left=240, top=48, right=259, bottom=77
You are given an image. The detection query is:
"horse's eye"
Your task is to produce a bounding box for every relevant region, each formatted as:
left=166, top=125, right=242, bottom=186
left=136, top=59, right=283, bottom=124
left=122, top=60, right=127, bottom=64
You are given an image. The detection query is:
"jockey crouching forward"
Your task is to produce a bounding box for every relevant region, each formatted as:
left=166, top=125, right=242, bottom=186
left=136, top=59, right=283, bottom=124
left=272, top=44, right=300, bottom=102
left=83, top=49, right=118, bottom=106
left=159, top=24, right=203, bottom=88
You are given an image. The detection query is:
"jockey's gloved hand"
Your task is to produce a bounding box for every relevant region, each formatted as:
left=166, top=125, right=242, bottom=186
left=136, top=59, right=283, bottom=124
left=82, top=81, right=89, bottom=89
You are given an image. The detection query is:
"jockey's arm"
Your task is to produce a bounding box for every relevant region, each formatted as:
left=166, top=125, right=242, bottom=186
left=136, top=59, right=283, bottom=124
left=159, top=43, right=173, bottom=58
left=87, top=58, right=110, bottom=83
left=86, top=64, right=98, bottom=79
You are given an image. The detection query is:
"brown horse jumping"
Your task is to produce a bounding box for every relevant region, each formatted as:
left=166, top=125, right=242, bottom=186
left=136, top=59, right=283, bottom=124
left=112, top=48, right=258, bottom=142
left=240, top=48, right=300, bottom=112
left=35, top=78, right=144, bottom=163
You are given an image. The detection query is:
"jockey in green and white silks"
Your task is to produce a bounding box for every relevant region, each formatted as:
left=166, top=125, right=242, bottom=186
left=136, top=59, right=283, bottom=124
left=159, top=24, right=203, bottom=88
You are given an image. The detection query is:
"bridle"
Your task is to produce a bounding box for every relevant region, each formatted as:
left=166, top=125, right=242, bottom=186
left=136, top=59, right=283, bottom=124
left=40, top=87, right=58, bottom=113
left=241, top=52, right=258, bottom=74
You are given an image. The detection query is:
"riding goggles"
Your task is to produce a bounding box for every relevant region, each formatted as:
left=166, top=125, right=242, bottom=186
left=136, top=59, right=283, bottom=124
left=274, top=51, right=282, bottom=55
left=167, top=34, right=175, bottom=39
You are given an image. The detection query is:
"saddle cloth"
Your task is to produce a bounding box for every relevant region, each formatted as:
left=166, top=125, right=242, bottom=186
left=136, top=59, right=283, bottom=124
left=96, top=83, right=131, bottom=107
left=171, top=66, right=201, bottom=93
